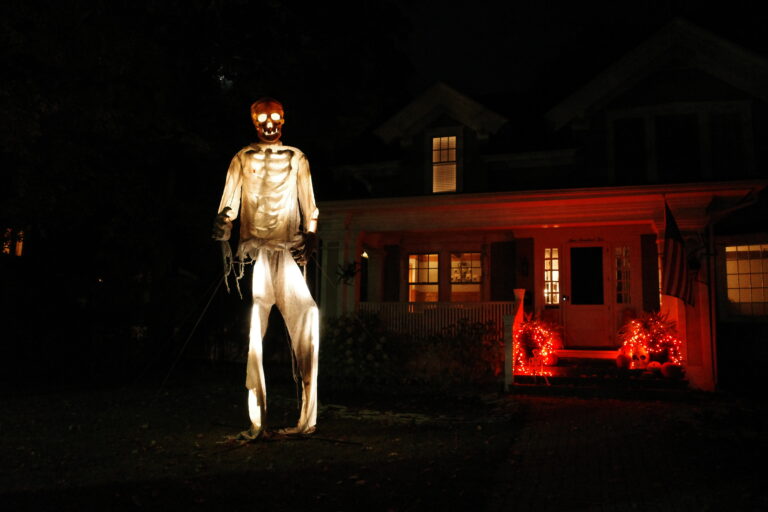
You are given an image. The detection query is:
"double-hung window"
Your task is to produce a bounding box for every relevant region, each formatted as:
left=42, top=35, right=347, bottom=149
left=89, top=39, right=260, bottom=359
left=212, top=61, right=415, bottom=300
left=408, top=253, right=439, bottom=302
left=450, top=252, right=482, bottom=301
left=725, top=244, right=768, bottom=316
left=432, top=136, right=457, bottom=193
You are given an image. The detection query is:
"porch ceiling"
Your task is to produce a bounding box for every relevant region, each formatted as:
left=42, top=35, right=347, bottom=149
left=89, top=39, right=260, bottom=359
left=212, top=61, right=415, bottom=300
left=319, top=181, right=765, bottom=234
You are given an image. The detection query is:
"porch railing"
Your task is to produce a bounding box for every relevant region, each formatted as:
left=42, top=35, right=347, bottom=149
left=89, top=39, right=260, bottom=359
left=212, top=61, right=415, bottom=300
left=357, top=301, right=516, bottom=339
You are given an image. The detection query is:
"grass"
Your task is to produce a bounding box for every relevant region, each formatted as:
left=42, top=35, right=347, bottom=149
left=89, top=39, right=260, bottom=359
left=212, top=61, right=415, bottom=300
left=1, top=360, right=520, bottom=511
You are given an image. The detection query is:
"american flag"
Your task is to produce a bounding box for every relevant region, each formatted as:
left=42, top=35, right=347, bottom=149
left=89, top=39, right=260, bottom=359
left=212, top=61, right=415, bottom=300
left=662, top=203, right=695, bottom=305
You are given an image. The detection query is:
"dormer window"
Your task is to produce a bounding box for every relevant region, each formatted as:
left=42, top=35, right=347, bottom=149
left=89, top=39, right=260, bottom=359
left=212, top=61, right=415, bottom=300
left=432, top=135, right=457, bottom=193
left=609, top=101, right=754, bottom=184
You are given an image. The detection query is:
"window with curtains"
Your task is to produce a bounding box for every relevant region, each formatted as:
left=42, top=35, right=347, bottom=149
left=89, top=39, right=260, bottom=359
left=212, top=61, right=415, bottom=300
left=450, top=252, right=482, bottom=301
left=408, top=253, right=439, bottom=302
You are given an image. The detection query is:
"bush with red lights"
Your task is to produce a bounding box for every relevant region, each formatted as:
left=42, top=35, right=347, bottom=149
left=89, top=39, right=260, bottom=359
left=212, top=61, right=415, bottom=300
left=616, top=312, right=684, bottom=378
left=513, top=316, right=562, bottom=376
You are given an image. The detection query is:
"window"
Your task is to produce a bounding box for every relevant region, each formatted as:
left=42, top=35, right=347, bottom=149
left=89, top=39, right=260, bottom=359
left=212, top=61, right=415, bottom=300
left=450, top=252, right=481, bottom=301
left=408, top=253, right=439, bottom=302
left=432, top=136, right=457, bottom=193
left=2, top=228, right=23, bottom=257
left=613, top=118, right=647, bottom=185
left=615, top=246, right=631, bottom=304
left=610, top=102, right=753, bottom=184
left=711, top=111, right=745, bottom=177
left=655, top=113, right=700, bottom=182
left=725, top=245, right=768, bottom=316
left=544, top=248, right=560, bottom=306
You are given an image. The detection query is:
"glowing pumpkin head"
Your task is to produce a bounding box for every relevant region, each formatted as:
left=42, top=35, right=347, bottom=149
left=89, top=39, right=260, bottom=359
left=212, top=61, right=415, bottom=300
left=250, top=98, right=285, bottom=143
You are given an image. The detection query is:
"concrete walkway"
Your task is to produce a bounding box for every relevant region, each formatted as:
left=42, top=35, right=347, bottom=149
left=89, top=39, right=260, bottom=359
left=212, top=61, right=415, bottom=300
left=487, top=390, right=765, bottom=511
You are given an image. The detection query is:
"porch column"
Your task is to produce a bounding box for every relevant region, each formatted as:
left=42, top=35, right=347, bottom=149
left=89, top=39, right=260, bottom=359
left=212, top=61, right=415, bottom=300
left=320, top=239, right=342, bottom=320
left=364, top=247, right=384, bottom=302
left=505, top=288, right=527, bottom=391
left=318, top=214, right=347, bottom=320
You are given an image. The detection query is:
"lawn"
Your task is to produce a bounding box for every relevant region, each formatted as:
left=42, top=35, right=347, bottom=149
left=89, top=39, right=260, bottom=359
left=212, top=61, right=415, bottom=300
left=1, top=361, right=520, bottom=511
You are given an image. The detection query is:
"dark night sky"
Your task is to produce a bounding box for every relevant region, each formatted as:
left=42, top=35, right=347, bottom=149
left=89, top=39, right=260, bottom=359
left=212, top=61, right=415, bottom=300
left=397, top=2, right=768, bottom=102
left=3, top=1, right=768, bottom=247
left=2, top=0, right=768, bottom=389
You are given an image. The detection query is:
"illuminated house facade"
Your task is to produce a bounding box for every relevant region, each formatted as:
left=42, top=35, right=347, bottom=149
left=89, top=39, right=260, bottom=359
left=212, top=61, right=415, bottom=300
left=318, top=20, right=768, bottom=391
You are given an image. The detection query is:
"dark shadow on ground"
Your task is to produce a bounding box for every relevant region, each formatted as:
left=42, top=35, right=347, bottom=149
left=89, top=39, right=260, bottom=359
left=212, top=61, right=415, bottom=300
left=1, top=359, right=521, bottom=511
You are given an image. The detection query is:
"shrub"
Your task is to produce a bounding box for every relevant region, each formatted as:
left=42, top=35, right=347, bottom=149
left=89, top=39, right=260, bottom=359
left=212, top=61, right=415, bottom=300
left=513, top=316, right=563, bottom=373
left=408, top=319, right=502, bottom=386
left=617, top=311, right=684, bottom=370
left=319, top=311, right=407, bottom=391
left=320, top=313, right=503, bottom=392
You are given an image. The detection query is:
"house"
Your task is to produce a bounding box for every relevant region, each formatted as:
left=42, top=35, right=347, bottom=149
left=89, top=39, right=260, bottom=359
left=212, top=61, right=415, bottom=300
left=316, top=20, right=768, bottom=391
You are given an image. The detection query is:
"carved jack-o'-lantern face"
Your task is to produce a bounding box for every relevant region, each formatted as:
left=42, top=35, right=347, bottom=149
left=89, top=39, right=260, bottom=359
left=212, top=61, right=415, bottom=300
left=250, top=98, right=284, bottom=143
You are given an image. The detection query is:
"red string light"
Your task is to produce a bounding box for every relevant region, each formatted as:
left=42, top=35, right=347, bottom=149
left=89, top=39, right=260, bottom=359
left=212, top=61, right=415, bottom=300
left=513, top=320, right=558, bottom=377
left=618, top=313, right=683, bottom=369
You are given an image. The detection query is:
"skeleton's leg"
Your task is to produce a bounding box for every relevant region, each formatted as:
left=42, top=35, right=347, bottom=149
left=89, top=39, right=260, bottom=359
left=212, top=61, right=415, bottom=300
left=275, top=250, right=319, bottom=433
left=246, top=250, right=276, bottom=430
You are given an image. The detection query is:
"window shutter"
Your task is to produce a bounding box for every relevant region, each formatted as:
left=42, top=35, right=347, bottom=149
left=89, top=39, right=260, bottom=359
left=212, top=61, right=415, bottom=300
left=383, top=245, right=400, bottom=301
left=490, top=241, right=516, bottom=301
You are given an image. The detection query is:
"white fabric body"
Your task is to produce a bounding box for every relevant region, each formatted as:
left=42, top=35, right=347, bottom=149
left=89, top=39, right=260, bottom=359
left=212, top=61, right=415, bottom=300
left=218, top=143, right=318, bottom=255
left=218, top=142, right=319, bottom=433
left=246, top=248, right=319, bottom=432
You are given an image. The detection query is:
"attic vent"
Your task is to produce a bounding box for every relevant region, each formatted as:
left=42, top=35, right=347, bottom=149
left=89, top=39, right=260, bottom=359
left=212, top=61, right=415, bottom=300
left=432, top=136, right=457, bottom=193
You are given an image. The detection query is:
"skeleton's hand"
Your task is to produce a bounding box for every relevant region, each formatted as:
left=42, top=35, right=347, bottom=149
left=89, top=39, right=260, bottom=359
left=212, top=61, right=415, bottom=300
left=212, top=207, right=233, bottom=241
left=290, top=231, right=318, bottom=265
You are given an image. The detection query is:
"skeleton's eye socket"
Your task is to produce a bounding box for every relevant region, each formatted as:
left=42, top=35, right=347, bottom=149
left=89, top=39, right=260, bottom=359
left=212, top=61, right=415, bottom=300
left=257, top=113, right=268, bottom=123
left=270, top=113, right=282, bottom=121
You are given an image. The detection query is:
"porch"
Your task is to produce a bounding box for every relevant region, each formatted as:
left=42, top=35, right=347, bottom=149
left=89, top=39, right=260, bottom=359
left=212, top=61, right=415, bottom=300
left=357, top=301, right=516, bottom=339
left=512, top=356, right=690, bottom=390
left=354, top=301, right=688, bottom=388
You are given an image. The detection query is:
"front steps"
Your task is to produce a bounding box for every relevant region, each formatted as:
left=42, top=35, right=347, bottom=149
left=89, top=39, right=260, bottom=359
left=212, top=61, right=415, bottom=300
left=512, top=354, right=689, bottom=390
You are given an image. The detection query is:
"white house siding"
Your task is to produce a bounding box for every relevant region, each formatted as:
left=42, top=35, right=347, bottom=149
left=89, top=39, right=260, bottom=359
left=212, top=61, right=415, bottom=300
left=318, top=181, right=764, bottom=390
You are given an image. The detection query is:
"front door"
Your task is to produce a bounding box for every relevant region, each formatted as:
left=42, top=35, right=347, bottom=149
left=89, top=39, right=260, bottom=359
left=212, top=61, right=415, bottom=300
left=563, top=244, right=613, bottom=347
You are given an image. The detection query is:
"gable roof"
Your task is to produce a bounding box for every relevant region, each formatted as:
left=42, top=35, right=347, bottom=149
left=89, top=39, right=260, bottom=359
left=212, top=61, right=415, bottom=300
left=374, top=82, right=508, bottom=144
left=545, top=18, right=768, bottom=131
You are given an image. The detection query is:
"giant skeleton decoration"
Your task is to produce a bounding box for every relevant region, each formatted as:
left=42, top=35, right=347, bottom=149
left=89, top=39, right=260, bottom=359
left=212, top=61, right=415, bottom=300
left=213, top=98, right=319, bottom=440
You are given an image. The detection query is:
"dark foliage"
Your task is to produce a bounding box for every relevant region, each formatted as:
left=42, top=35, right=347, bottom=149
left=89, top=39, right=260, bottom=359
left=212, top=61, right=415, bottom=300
left=0, top=1, right=411, bottom=381
left=320, top=312, right=502, bottom=394
left=409, top=319, right=503, bottom=387
left=319, top=311, right=409, bottom=391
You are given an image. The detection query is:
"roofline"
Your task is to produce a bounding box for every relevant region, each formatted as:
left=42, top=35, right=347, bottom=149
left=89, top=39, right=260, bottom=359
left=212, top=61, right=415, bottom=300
left=319, top=179, right=767, bottom=213
left=374, top=82, right=508, bottom=143
left=545, top=18, right=768, bottom=131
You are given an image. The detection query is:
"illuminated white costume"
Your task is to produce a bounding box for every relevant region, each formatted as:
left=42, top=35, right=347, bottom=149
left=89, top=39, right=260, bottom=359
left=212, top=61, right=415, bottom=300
left=214, top=98, right=319, bottom=437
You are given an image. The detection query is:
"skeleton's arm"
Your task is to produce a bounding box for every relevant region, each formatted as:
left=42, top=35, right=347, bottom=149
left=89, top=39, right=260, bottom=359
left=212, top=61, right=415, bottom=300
left=292, top=152, right=319, bottom=264
left=296, top=153, right=318, bottom=233
left=213, top=153, right=244, bottom=241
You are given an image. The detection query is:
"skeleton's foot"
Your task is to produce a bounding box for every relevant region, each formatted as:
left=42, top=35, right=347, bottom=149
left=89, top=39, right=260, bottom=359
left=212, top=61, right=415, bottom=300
left=229, top=425, right=268, bottom=442
left=276, top=425, right=316, bottom=436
